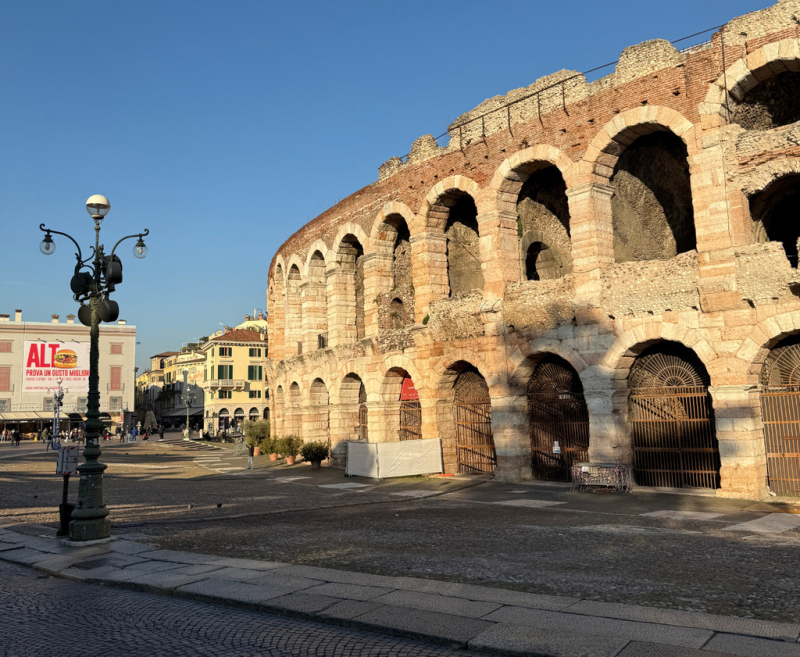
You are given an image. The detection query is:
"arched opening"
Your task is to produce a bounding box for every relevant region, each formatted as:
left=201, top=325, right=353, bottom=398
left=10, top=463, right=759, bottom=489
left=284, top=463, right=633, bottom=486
left=306, top=250, right=328, bottom=350
left=308, top=378, right=330, bottom=449
left=759, top=334, right=800, bottom=496
left=274, top=386, right=285, bottom=436
left=340, top=373, right=367, bottom=441
left=249, top=407, right=259, bottom=421
left=336, top=235, right=365, bottom=342
left=288, top=382, right=302, bottom=437
left=628, top=342, right=719, bottom=489
left=263, top=407, right=270, bottom=421
left=399, top=374, right=422, bottom=441
left=517, top=165, right=572, bottom=281
left=749, top=174, right=800, bottom=267
left=445, top=194, right=484, bottom=297
left=218, top=408, right=229, bottom=432
left=527, top=355, right=589, bottom=481
left=286, top=265, right=302, bottom=355
left=380, top=368, right=422, bottom=442
left=452, top=364, right=495, bottom=473
left=731, top=71, right=800, bottom=131
left=612, top=132, right=695, bottom=264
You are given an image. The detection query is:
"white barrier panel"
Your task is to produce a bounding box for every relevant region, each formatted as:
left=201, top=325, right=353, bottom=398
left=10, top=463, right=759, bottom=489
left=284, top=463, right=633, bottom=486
left=346, top=439, right=443, bottom=478
left=345, top=441, right=379, bottom=477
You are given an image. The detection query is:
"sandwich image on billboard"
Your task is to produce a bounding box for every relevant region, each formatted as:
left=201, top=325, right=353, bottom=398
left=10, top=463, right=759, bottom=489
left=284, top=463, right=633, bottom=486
left=23, top=341, right=90, bottom=392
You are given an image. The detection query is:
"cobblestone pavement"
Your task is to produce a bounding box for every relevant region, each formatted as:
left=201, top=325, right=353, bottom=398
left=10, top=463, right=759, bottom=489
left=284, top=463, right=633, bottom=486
left=2, top=440, right=799, bottom=624
left=0, top=561, right=480, bottom=657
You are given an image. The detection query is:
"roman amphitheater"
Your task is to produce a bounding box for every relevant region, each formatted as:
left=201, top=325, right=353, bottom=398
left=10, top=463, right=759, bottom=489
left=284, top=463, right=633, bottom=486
left=266, top=0, right=800, bottom=499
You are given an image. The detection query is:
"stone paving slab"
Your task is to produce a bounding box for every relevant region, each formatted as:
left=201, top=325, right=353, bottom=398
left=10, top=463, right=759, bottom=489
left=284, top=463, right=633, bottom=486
left=247, top=570, right=325, bottom=591
left=107, top=539, right=157, bottom=555
left=167, top=563, right=226, bottom=576
left=305, top=582, right=394, bottom=601
left=115, top=570, right=213, bottom=591
left=468, top=623, right=630, bottom=657
left=351, top=604, right=495, bottom=646
left=208, top=556, right=284, bottom=570
left=176, top=578, right=300, bottom=608
left=0, top=541, right=21, bottom=551
left=616, top=641, right=734, bottom=656
left=118, top=560, right=184, bottom=573
left=482, top=606, right=714, bottom=649
left=319, top=599, right=384, bottom=621
left=372, top=590, right=502, bottom=619
left=201, top=566, right=272, bottom=582
left=270, top=563, right=399, bottom=588
left=136, top=548, right=222, bottom=564
left=261, top=591, right=345, bottom=616
left=704, top=633, right=800, bottom=656
left=1, top=548, right=53, bottom=564
left=565, top=600, right=800, bottom=642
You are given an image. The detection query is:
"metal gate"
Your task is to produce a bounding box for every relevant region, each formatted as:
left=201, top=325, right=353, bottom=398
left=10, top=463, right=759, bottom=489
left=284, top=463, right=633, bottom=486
left=357, top=383, right=368, bottom=441
left=760, top=338, right=800, bottom=496
left=528, top=358, right=589, bottom=481
left=629, top=348, right=720, bottom=489
left=399, top=401, right=422, bottom=441
left=454, top=369, right=496, bottom=474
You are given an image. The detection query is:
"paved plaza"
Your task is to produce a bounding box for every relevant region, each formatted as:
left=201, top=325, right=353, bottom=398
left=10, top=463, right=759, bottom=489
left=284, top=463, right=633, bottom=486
left=2, top=437, right=800, bottom=656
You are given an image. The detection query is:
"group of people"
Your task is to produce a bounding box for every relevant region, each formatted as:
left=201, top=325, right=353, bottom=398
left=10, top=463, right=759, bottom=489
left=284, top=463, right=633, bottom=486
left=1, top=428, right=22, bottom=446
left=116, top=424, right=164, bottom=443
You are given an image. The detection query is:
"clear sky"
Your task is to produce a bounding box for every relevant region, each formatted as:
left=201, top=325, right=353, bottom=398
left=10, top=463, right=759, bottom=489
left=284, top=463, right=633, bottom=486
left=0, top=0, right=770, bottom=371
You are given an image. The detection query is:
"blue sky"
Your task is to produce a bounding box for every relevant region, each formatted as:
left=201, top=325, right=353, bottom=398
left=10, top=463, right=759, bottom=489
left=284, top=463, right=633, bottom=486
left=0, top=0, right=770, bottom=371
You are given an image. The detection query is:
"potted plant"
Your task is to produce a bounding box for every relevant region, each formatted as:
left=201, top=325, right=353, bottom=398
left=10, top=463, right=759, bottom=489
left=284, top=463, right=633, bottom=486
left=259, top=436, right=275, bottom=460
left=243, top=419, right=270, bottom=457
left=300, top=441, right=329, bottom=470
left=276, top=435, right=302, bottom=465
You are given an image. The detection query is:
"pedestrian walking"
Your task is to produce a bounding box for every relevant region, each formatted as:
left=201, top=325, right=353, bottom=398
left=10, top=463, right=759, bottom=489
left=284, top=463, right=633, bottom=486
left=131, top=426, right=138, bottom=443
left=44, top=428, right=53, bottom=452
left=158, top=424, right=164, bottom=441
left=247, top=442, right=255, bottom=470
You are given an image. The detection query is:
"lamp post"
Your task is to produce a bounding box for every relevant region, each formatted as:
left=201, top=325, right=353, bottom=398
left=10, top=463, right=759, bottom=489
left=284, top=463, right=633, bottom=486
left=180, top=371, right=194, bottom=440
left=47, top=378, right=68, bottom=448
left=39, top=195, right=149, bottom=542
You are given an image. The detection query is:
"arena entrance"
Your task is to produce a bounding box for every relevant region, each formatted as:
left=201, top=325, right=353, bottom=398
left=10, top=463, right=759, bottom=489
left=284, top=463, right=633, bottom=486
left=760, top=335, right=800, bottom=496
left=453, top=367, right=495, bottom=474
left=399, top=375, right=422, bottom=441
left=628, top=343, right=720, bottom=489
left=528, top=356, right=589, bottom=481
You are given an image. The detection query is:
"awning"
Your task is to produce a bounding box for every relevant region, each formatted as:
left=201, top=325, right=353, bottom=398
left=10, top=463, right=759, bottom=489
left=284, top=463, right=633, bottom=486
left=166, top=408, right=203, bottom=417
left=0, top=411, right=59, bottom=421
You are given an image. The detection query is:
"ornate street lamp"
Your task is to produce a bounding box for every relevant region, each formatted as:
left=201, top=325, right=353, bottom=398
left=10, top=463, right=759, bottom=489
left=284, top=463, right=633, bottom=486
left=180, top=371, right=194, bottom=441
left=39, top=195, right=149, bottom=542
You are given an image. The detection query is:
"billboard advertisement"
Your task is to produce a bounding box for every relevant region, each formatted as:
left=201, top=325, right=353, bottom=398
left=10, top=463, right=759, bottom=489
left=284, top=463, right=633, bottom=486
left=23, top=341, right=90, bottom=392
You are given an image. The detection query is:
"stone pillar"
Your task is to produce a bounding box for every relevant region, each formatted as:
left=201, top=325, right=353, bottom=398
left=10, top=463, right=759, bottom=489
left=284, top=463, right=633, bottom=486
left=491, top=394, right=531, bottom=482
left=362, top=253, right=393, bottom=338
left=410, top=232, right=448, bottom=321
left=566, top=183, right=614, bottom=320
left=303, top=405, right=329, bottom=444
left=301, top=281, right=327, bottom=353
left=269, top=286, right=286, bottom=361
left=285, top=279, right=302, bottom=356
left=327, top=265, right=356, bottom=348
left=709, top=384, right=769, bottom=499
left=582, top=372, right=633, bottom=465
left=478, top=210, right=521, bottom=301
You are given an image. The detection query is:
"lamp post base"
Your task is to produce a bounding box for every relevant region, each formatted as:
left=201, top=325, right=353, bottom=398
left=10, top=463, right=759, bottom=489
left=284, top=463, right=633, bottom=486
left=68, top=518, right=111, bottom=542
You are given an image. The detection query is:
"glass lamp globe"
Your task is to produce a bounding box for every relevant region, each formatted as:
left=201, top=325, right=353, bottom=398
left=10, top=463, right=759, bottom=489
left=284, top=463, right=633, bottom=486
left=133, top=238, right=148, bottom=259
left=40, top=234, right=56, bottom=255
left=85, top=194, right=111, bottom=219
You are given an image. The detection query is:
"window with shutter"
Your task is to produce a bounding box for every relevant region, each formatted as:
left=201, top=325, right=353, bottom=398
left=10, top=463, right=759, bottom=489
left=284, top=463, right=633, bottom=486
left=0, top=366, right=10, bottom=392
left=110, top=366, right=122, bottom=390
left=0, top=341, right=11, bottom=353
left=110, top=343, right=123, bottom=354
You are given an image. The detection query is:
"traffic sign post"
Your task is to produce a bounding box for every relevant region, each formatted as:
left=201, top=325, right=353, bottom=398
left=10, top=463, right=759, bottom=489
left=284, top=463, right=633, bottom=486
left=56, top=445, right=80, bottom=536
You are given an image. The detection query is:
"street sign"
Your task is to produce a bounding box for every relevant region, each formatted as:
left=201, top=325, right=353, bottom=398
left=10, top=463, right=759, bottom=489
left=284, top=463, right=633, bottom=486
left=56, top=445, right=80, bottom=476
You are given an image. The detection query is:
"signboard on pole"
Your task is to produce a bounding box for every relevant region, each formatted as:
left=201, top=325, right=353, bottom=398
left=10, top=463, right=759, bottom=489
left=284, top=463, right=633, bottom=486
left=56, top=445, right=80, bottom=476
left=23, top=341, right=89, bottom=392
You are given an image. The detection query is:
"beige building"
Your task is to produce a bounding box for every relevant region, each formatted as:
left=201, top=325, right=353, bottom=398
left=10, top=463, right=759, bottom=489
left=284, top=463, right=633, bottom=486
left=200, top=328, right=269, bottom=435
left=265, top=1, right=800, bottom=499
left=0, top=309, right=135, bottom=433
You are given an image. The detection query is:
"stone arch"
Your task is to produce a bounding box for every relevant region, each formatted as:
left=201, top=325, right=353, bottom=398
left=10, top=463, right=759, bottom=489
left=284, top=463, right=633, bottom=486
left=270, top=262, right=287, bottom=360
left=436, top=360, right=496, bottom=474
left=336, top=372, right=368, bottom=443
left=286, top=381, right=302, bottom=437
left=303, top=240, right=330, bottom=275
left=627, top=341, right=720, bottom=490
left=331, top=230, right=367, bottom=344
left=419, top=176, right=483, bottom=230
left=303, top=248, right=329, bottom=351
left=370, top=203, right=416, bottom=331
left=509, top=343, right=590, bottom=397
left=285, top=264, right=303, bottom=355
left=274, top=385, right=285, bottom=437
left=306, top=377, right=330, bottom=447
left=738, top=310, right=800, bottom=380
left=748, top=173, right=800, bottom=267
left=375, top=367, right=422, bottom=442
left=702, top=39, right=800, bottom=122
left=434, top=191, right=483, bottom=297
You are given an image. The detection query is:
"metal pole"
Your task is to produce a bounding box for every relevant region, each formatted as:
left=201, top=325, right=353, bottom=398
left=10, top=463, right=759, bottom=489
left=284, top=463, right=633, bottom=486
left=69, top=222, right=110, bottom=541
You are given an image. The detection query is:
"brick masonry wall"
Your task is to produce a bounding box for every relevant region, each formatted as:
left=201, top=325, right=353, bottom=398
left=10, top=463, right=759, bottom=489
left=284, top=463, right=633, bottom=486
left=266, top=0, right=800, bottom=499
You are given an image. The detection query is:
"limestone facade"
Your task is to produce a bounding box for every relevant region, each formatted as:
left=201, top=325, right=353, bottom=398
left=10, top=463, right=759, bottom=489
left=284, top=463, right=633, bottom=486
left=266, top=0, right=800, bottom=499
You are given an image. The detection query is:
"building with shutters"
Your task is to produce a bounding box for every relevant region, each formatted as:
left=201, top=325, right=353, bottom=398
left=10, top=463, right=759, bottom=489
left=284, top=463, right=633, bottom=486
left=265, top=1, right=800, bottom=499
left=199, top=327, right=269, bottom=436
left=0, top=309, right=136, bottom=435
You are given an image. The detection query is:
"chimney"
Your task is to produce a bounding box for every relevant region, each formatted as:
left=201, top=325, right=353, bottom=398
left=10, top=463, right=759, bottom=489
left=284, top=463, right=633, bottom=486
left=118, top=319, right=126, bottom=325
left=245, top=314, right=250, bottom=322
left=224, top=325, right=230, bottom=333
left=258, top=312, right=264, bottom=320
left=14, top=309, right=21, bottom=322
left=0, top=314, right=9, bottom=322
left=66, top=314, right=75, bottom=324
left=51, top=314, right=59, bottom=323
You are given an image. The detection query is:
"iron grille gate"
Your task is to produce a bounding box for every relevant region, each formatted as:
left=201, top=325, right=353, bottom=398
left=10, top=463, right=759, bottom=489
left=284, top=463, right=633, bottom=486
left=455, top=401, right=496, bottom=474
left=399, top=400, right=422, bottom=441
left=629, top=386, right=720, bottom=489
left=760, top=385, right=800, bottom=496
left=528, top=391, right=590, bottom=481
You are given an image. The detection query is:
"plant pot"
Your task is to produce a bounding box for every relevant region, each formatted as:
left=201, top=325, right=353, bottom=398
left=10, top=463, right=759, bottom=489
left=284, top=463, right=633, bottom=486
left=286, top=455, right=296, bottom=465
left=269, top=453, right=278, bottom=461
left=311, top=460, right=322, bottom=470
left=254, top=447, right=260, bottom=457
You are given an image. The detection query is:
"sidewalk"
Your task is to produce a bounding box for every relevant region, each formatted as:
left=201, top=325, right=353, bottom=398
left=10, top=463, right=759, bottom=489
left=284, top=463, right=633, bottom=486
left=1, top=525, right=798, bottom=657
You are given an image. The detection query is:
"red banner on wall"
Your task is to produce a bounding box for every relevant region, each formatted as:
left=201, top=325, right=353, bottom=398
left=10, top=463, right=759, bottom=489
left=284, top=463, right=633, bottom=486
left=23, top=341, right=90, bottom=392
left=400, top=376, right=419, bottom=401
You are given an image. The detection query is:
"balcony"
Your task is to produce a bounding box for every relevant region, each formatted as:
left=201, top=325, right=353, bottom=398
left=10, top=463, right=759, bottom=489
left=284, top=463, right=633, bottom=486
left=202, top=379, right=247, bottom=391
